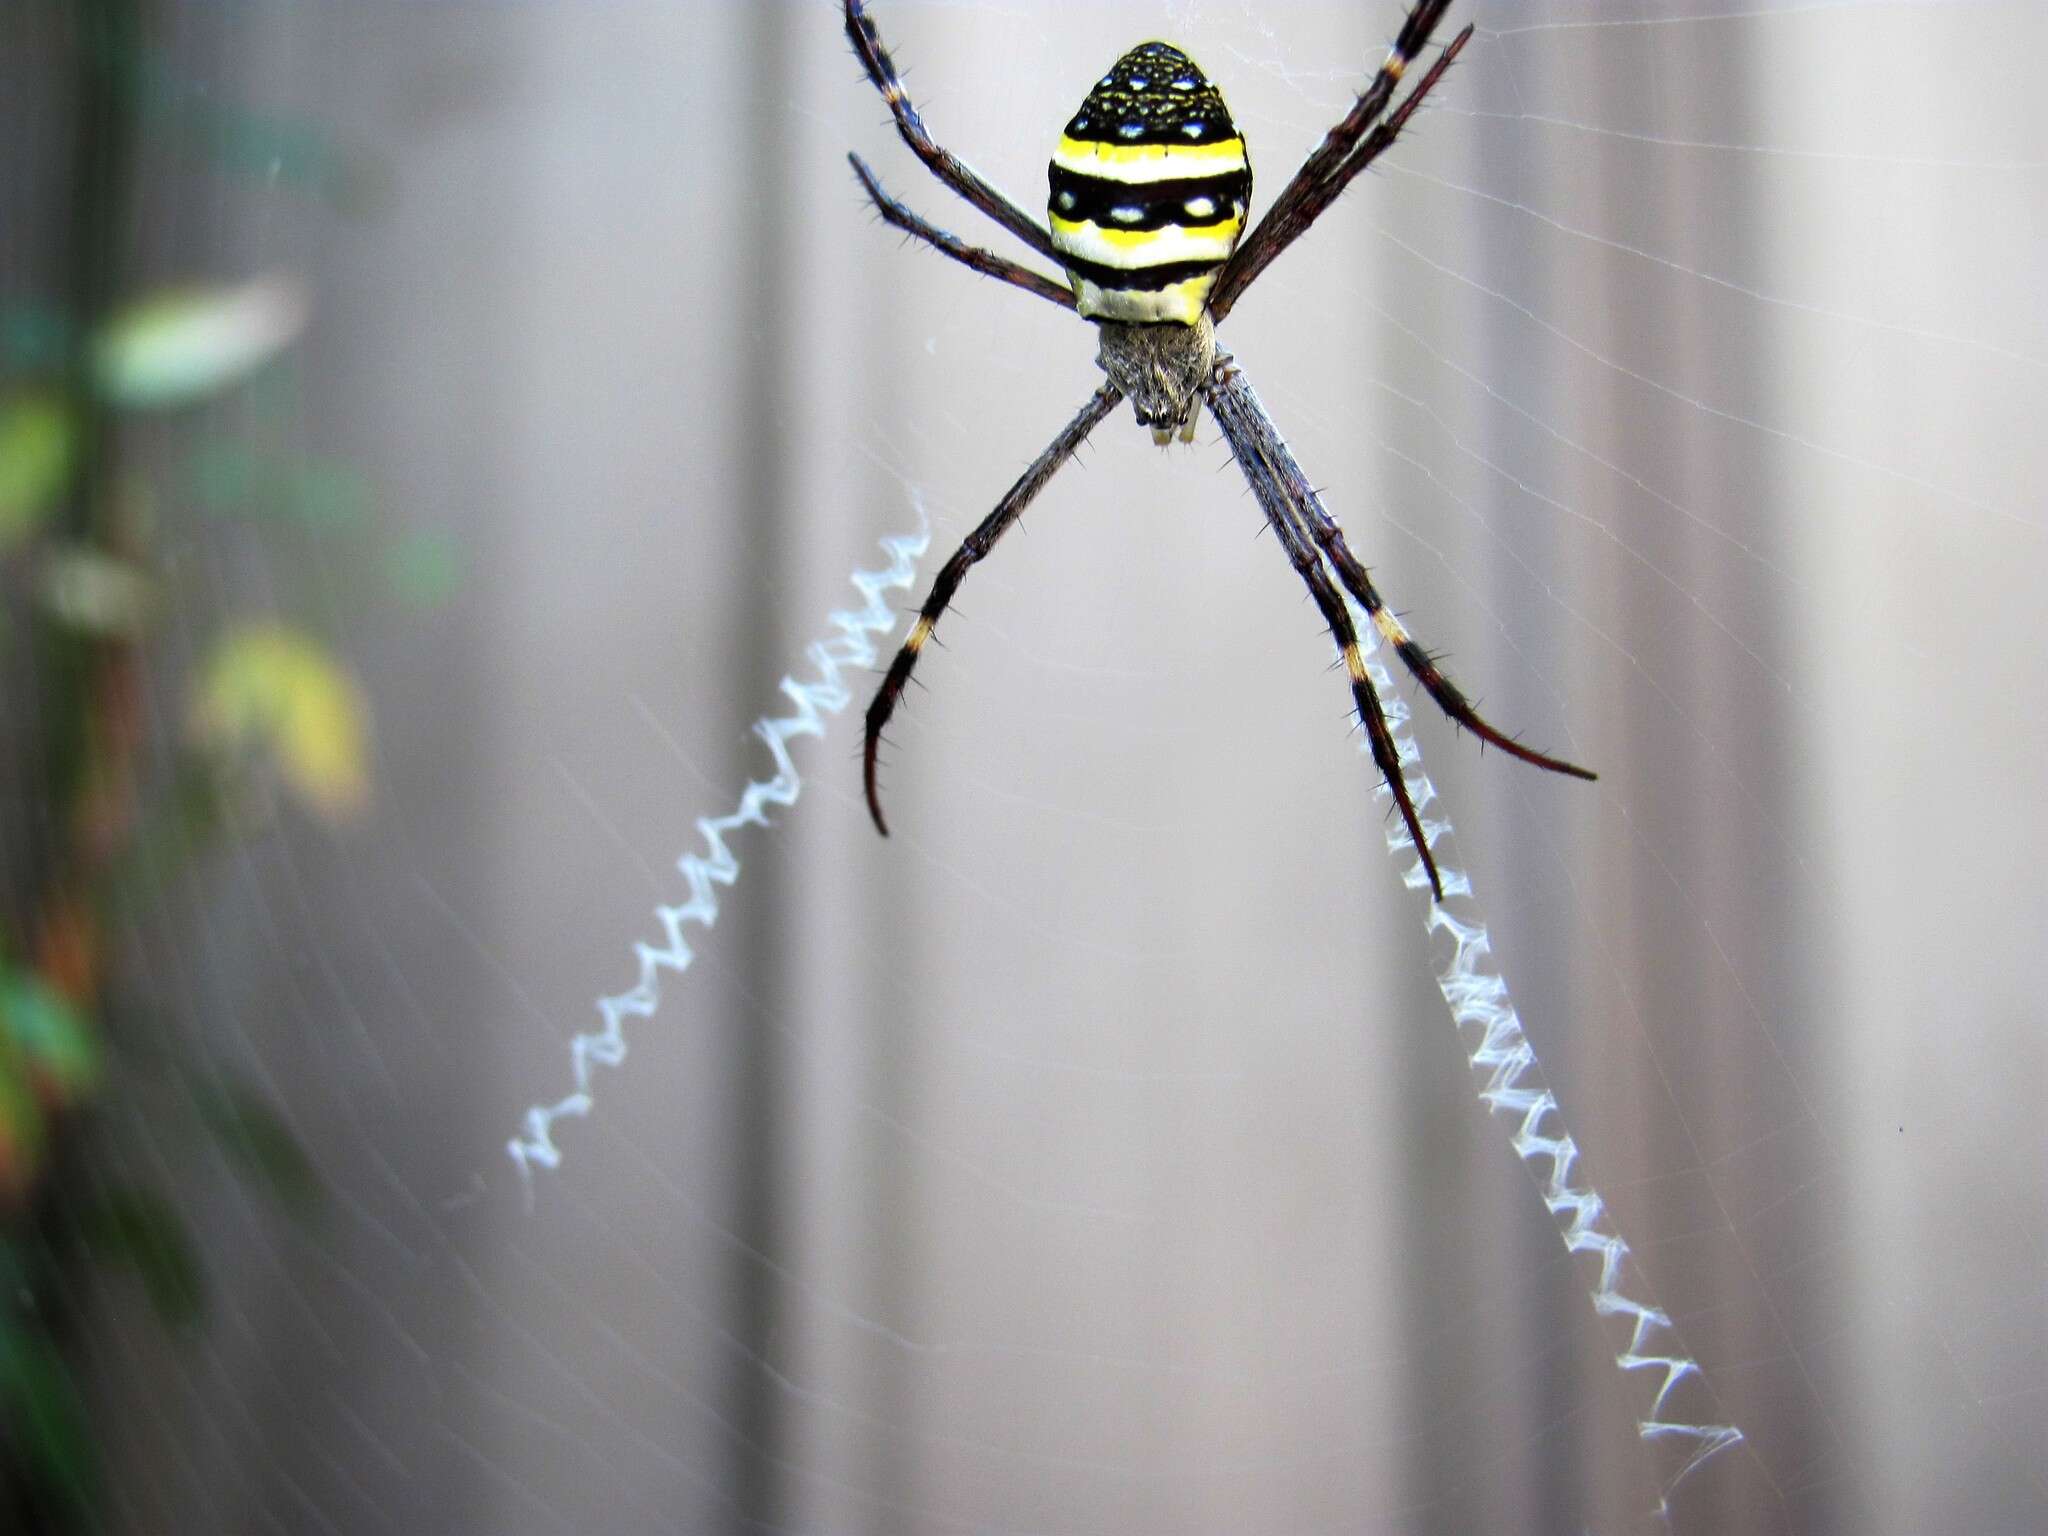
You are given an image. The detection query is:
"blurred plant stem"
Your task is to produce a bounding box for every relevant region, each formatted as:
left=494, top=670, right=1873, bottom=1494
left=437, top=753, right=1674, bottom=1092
left=40, top=0, right=139, bottom=967
left=6, top=3, right=141, bottom=1526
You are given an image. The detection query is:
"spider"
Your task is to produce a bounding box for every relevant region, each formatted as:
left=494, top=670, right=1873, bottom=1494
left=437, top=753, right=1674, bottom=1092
left=846, top=0, right=1594, bottom=900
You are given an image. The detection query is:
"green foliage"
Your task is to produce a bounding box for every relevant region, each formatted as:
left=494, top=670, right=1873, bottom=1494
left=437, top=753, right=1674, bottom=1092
left=196, top=1089, right=322, bottom=1216
left=183, top=439, right=372, bottom=532
left=92, top=276, right=307, bottom=410
left=0, top=1050, right=47, bottom=1207
left=0, top=1314, right=95, bottom=1517
left=191, top=624, right=371, bottom=822
left=0, top=307, right=75, bottom=374
left=0, top=396, right=74, bottom=546
left=0, top=973, right=101, bottom=1110
left=0, top=971, right=97, bottom=1202
left=37, top=546, right=155, bottom=638
left=388, top=527, right=463, bottom=608
left=77, top=1190, right=205, bottom=1330
left=5, top=20, right=413, bottom=1527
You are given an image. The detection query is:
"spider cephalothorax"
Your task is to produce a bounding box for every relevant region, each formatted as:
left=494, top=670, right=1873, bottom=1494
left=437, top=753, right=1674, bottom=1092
left=1094, top=316, right=1215, bottom=445
left=843, top=0, right=1596, bottom=900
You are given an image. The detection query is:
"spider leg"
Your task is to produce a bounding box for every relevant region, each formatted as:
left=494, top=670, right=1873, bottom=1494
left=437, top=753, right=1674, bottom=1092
left=1309, top=516, right=1595, bottom=781
left=1210, top=6, right=1472, bottom=322
left=844, top=0, right=1064, bottom=267
left=1206, top=357, right=1446, bottom=899
left=864, top=385, right=1122, bottom=836
left=1216, top=362, right=1596, bottom=784
left=849, top=155, right=1076, bottom=312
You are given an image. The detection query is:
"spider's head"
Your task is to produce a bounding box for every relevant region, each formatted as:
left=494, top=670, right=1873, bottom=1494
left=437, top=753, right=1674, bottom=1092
left=1095, top=316, right=1216, bottom=447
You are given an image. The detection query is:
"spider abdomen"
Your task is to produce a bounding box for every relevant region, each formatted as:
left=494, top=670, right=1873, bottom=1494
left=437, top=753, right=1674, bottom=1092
left=1048, top=41, right=1251, bottom=326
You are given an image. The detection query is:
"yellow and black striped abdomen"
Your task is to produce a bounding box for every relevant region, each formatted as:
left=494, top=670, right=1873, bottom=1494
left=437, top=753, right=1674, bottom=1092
left=1048, top=41, right=1251, bottom=326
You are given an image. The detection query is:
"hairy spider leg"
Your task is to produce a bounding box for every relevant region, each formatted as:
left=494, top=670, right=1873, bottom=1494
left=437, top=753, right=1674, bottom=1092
left=1308, top=498, right=1593, bottom=782
left=1210, top=6, right=1470, bottom=322
left=1214, top=361, right=1594, bottom=783
left=843, top=0, right=1064, bottom=266
left=1207, top=357, right=1445, bottom=897
left=863, top=386, right=1123, bottom=835
left=849, top=154, right=1077, bottom=311
left=847, top=2, right=1588, bottom=883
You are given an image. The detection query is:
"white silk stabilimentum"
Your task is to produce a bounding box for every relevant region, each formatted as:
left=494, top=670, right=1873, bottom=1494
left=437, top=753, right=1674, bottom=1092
left=507, top=513, right=931, bottom=1181
left=1347, top=593, right=1747, bottom=1513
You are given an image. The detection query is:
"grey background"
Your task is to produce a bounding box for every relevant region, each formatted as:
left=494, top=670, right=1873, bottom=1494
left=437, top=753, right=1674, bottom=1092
left=12, top=0, right=2047, bottom=1531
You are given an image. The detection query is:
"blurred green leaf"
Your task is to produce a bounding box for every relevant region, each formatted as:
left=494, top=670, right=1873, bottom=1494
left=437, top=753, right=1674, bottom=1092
left=184, top=439, right=262, bottom=516
left=0, top=1324, right=95, bottom=1512
left=0, top=395, right=75, bottom=548
left=128, top=49, right=379, bottom=212
left=197, top=1089, right=320, bottom=1214
left=183, top=441, right=373, bottom=533
left=388, top=528, right=461, bottom=608
left=289, top=459, right=370, bottom=532
left=38, top=545, right=156, bottom=637
left=0, top=972, right=100, bottom=1110
left=0, top=1235, right=34, bottom=1303
left=185, top=91, right=344, bottom=193
left=190, top=624, right=370, bottom=821
left=94, top=275, right=307, bottom=410
left=0, top=304, right=74, bottom=373
left=0, top=1046, right=46, bottom=1202
left=80, top=1189, right=204, bottom=1329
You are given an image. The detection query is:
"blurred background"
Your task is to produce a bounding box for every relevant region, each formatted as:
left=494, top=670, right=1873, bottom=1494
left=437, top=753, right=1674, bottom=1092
left=3, top=0, right=2044, bottom=1531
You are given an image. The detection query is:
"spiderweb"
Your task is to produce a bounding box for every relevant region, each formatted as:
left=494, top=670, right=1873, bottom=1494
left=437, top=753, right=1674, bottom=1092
left=7, top=1, right=2045, bottom=1532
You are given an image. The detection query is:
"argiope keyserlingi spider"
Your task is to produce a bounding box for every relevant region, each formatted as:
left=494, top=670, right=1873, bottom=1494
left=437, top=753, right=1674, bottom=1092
left=847, top=0, right=1594, bottom=900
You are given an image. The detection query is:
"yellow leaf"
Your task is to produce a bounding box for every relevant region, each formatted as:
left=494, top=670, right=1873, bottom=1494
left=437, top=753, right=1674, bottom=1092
left=0, top=394, right=73, bottom=544
left=191, top=624, right=370, bottom=820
